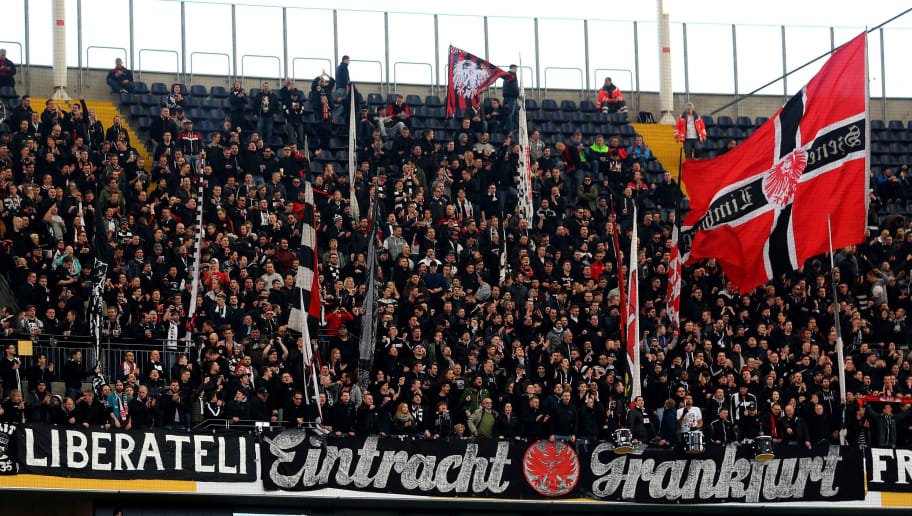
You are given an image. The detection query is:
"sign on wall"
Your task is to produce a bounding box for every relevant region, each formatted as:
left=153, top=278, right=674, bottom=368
left=867, top=448, right=912, bottom=493
left=17, top=424, right=256, bottom=482
left=260, top=432, right=865, bottom=503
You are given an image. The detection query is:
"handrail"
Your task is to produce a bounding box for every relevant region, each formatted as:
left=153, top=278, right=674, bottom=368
left=594, top=67, right=636, bottom=114
left=593, top=68, right=635, bottom=94
left=291, top=56, right=333, bottom=82
left=85, top=45, right=128, bottom=90
left=240, top=54, right=282, bottom=86
left=543, top=66, right=584, bottom=100
left=138, top=48, right=181, bottom=82
left=0, top=42, right=24, bottom=85
left=190, top=51, right=231, bottom=84
left=349, top=59, right=384, bottom=93
left=489, top=64, right=536, bottom=100
left=393, top=61, right=434, bottom=95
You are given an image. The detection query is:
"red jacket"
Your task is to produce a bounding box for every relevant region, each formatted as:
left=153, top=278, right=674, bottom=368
left=674, top=114, right=707, bottom=143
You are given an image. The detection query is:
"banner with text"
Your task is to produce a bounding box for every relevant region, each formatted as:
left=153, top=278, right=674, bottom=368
left=867, top=447, right=912, bottom=492
left=260, top=432, right=864, bottom=503
left=17, top=424, right=256, bottom=482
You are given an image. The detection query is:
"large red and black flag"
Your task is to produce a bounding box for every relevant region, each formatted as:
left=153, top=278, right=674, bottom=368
left=681, top=33, right=868, bottom=293
left=446, top=45, right=509, bottom=118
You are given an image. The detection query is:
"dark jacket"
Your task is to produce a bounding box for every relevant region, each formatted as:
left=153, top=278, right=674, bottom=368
left=550, top=401, right=578, bottom=437
left=626, top=406, right=655, bottom=442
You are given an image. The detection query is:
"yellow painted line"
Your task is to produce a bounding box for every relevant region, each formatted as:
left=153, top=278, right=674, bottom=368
left=881, top=491, right=912, bottom=507
left=0, top=474, right=196, bottom=492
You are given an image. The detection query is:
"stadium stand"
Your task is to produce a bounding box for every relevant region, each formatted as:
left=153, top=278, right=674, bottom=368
left=0, top=51, right=911, bottom=456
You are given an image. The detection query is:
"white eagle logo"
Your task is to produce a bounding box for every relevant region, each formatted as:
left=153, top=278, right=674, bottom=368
left=762, top=148, right=808, bottom=209
left=453, top=58, right=491, bottom=100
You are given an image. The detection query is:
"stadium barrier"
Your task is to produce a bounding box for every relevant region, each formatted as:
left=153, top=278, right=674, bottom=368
left=0, top=423, right=880, bottom=503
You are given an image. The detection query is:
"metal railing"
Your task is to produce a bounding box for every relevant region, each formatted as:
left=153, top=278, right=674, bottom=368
left=544, top=66, right=584, bottom=101
left=0, top=330, right=333, bottom=386
left=6, top=0, right=912, bottom=117
left=291, top=56, right=333, bottom=83
left=190, top=51, right=231, bottom=85
left=240, top=54, right=282, bottom=86
left=593, top=68, right=637, bottom=114
left=350, top=59, right=385, bottom=95
left=393, top=61, right=434, bottom=95
left=138, top=48, right=181, bottom=83
left=83, top=45, right=128, bottom=90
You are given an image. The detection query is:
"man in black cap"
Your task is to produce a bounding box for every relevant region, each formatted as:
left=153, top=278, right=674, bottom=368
left=738, top=403, right=762, bottom=440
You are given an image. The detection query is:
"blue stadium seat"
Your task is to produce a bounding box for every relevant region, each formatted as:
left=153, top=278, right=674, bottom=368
left=141, top=94, right=161, bottom=107
left=185, top=96, right=203, bottom=108
left=425, top=95, right=443, bottom=108
left=541, top=99, right=559, bottom=112
left=137, top=116, right=152, bottom=130
left=411, top=107, right=427, bottom=119
left=190, top=85, right=208, bottom=98
left=871, top=119, right=886, bottom=130
left=701, top=115, right=714, bottom=127
left=127, top=105, right=144, bottom=119
left=367, top=93, right=384, bottom=107
left=736, top=116, right=752, bottom=129
left=579, top=100, right=597, bottom=113
left=425, top=118, right=443, bottom=130
left=524, top=99, right=539, bottom=112
left=716, top=116, right=734, bottom=128
left=131, top=82, right=149, bottom=95
left=755, top=116, right=769, bottom=126
left=610, top=112, right=628, bottom=125
left=199, top=120, right=216, bottom=133
left=210, top=86, right=228, bottom=99
left=119, top=93, right=137, bottom=106
left=405, top=95, right=423, bottom=107
left=560, top=100, right=578, bottom=112
left=0, top=86, right=16, bottom=100
left=888, top=120, right=904, bottom=130
left=569, top=111, right=587, bottom=123
left=386, top=94, right=399, bottom=105
left=150, top=83, right=168, bottom=96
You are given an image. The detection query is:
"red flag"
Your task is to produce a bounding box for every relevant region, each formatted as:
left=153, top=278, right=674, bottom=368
left=446, top=46, right=509, bottom=118
left=681, top=33, right=868, bottom=293
left=666, top=225, right=681, bottom=329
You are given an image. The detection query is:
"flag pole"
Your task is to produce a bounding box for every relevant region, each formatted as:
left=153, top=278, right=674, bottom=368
left=348, top=87, right=360, bottom=220
left=628, top=205, right=641, bottom=399
left=827, top=215, right=848, bottom=441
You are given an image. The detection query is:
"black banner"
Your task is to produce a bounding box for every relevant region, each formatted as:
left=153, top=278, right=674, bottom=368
left=17, top=424, right=256, bottom=482
left=261, top=432, right=865, bottom=503
left=866, top=447, right=912, bottom=492
left=0, top=422, right=17, bottom=474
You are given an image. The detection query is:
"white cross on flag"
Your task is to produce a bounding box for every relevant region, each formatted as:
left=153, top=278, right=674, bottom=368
left=682, top=33, right=868, bottom=293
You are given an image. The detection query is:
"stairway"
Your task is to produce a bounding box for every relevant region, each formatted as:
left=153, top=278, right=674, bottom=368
left=631, top=122, right=683, bottom=181
left=34, top=98, right=151, bottom=167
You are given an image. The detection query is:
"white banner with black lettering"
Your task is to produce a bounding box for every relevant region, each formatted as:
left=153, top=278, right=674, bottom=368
left=17, top=424, right=255, bottom=481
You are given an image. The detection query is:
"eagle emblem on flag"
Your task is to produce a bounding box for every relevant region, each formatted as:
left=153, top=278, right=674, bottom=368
left=763, top=148, right=808, bottom=208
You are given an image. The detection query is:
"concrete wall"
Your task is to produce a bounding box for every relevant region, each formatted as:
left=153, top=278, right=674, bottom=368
left=16, top=65, right=912, bottom=123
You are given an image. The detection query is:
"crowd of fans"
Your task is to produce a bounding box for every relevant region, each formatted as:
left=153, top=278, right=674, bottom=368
left=0, top=53, right=910, bottom=453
